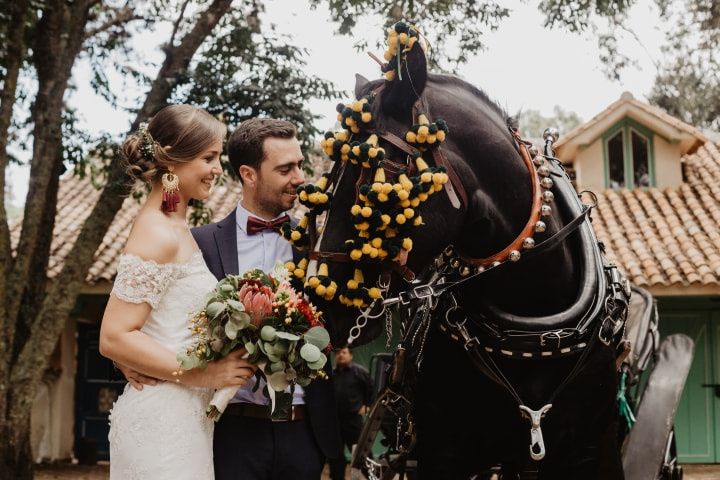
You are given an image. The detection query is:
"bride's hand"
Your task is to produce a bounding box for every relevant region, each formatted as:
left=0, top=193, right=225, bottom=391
left=186, top=348, right=257, bottom=389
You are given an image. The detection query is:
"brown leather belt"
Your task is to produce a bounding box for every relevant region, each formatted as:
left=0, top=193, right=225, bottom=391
left=224, top=402, right=306, bottom=422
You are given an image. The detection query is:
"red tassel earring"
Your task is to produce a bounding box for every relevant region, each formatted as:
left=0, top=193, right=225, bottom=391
left=161, top=172, right=180, bottom=213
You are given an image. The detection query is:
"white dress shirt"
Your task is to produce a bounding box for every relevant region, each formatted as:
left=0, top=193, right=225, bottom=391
left=231, top=203, right=305, bottom=405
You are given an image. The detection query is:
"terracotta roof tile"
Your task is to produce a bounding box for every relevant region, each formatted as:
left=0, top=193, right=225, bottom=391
left=11, top=153, right=331, bottom=284
left=11, top=143, right=720, bottom=289
left=592, top=141, right=720, bottom=288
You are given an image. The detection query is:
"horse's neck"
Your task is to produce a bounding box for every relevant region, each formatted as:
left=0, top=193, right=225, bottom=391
left=457, top=137, right=578, bottom=317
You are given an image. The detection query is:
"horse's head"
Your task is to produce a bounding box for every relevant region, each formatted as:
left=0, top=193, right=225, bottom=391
left=309, top=29, right=570, bottom=347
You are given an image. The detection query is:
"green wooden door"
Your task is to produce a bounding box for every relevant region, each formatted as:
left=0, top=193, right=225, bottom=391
left=659, top=308, right=718, bottom=463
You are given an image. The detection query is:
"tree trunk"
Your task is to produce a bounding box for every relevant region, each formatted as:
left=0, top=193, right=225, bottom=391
left=1, top=1, right=235, bottom=477
left=0, top=417, right=33, bottom=480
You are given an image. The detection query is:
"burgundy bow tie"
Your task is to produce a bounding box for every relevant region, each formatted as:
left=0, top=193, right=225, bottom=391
left=246, top=214, right=290, bottom=235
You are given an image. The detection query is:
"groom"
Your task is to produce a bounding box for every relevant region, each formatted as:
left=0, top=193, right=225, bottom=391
left=192, top=118, right=341, bottom=479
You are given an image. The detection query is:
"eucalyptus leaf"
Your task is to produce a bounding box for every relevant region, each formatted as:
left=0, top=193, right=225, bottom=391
left=296, top=376, right=312, bottom=387
left=300, top=343, right=321, bottom=363
left=267, top=371, right=290, bottom=391
left=266, top=352, right=281, bottom=363
left=270, top=361, right=285, bottom=373
left=273, top=340, right=289, bottom=354
left=261, top=325, right=277, bottom=341
left=245, top=341, right=256, bottom=355
left=226, top=299, right=245, bottom=311
left=231, top=311, right=251, bottom=328
left=206, top=302, right=226, bottom=319
left=303, top=326, right=330, bottom=350
left=307, top=352, right=327, bottom=370
left=225, top=319, right=239, bottom=340
left=275, top=331, right=300, bottom=341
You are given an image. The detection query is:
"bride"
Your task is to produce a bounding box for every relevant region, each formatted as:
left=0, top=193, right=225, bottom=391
left=99, top=104, right=256, bottom=479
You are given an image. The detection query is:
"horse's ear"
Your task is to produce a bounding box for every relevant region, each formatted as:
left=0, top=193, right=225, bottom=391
left=381, top=44, right=427, bottom=116
left=355, top=74, right=370, bottom=99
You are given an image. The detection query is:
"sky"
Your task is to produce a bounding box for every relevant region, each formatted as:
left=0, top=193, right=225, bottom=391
left=6, top=0, right=666, bottom=208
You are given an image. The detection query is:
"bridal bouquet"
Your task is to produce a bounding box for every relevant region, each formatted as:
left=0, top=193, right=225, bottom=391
left=178, top=263, right=331, bottom=421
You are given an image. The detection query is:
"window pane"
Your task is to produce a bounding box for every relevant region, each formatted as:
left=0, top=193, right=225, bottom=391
left=632, top=130, right=650, bottom=187
left=607, top=131, right=625, bottom=189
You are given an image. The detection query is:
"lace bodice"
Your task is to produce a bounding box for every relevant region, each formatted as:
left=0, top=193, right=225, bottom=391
left=108, top=250, right=218, bottom=479
left=110, top=251, right=218, bottom=354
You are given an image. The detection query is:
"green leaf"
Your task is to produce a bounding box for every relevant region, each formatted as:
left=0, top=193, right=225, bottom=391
left=225, top=319, right=239, bottom=340
left=275, top=331, right=300, bottom=341
left=226, top=299, right=245, bottom=311
left=300, top=343, right=321, bottom=363
left=273, top=340, right=289, bottom=354
left=260, top=325, right=277, bottom=341
left=206, top=301, right=226, bottom=319
left=270, top=361, right=285, bottom=373
left=303, top=326, right=330, bottom=350
left=231, top=311, right=251, bottom=328
left=307, top=352, right=327, bottom=370
left=267, top=371, right=290, bottom=391
left=245, top=341, right=256, bottom=355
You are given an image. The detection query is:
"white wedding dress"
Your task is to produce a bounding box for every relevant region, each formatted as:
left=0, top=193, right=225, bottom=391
left=108, top=251, right=217, bottom=479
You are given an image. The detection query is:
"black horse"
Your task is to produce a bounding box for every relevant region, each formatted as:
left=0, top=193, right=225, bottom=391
left=315, top=44, right=624, bottom=479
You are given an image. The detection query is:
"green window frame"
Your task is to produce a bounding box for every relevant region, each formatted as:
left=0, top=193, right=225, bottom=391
left=602, top=117, right=656, bottom=189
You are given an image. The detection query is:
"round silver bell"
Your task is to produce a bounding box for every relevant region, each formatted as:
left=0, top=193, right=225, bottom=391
left=542, top=191, right=554, bottom=203
left=533, top=156, right=545, bottom=167
left=541, top=177, right=554, bottom=189
left=541, top=205, right=552, bottom=217
left=537, top=166, right=550, bottom=177
left=528, top=145, right=539, bottom=157
left=543, top=127, right=560, bottom=143
left=450, top=258, right=461, bottom=268
left=475, top=266, right=486, bottom=274
left=459, top=266, right=471, bottom=277
left=522, top=237, right=535, bottom=249
left=508, top=250, right=521, bottom=262
left=534, top=220, right=547, bottom=233
left=491, top=261, right=502, bottom=268
left=443, top=245, right=454, bottom=257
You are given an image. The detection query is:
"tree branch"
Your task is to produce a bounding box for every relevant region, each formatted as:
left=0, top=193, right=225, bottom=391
left=0, top=0, right=32, bottom=442
left=5, top=0, right=96, bottom=352
left=83, top=5, right=141, bottom=41
left=9, top=0, right=236, bottom=424
left=168, top=0, right=192, bottom=48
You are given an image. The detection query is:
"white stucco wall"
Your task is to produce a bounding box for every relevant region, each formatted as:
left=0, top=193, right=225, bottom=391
left=31, top=318, right=76, bottom=462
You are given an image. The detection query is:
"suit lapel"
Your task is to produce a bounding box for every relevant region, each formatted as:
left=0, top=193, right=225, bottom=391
left=213, top=209, right=240, bottom=277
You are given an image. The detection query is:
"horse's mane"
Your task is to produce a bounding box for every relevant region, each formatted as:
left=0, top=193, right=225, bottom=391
left=428, top=73, right=514, bottom=128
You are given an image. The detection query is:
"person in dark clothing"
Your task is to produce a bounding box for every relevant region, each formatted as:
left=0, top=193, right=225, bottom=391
left=329, top=347, right=374, bottom=480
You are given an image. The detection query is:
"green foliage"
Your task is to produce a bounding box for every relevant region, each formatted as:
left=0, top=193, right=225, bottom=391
left=309, top=0, right=511, bottom=70
left=518, top=106, right=583, bottom=139
left=178, top=9, right=342, bottom=166
left=538, top=0, right=637, bottom=33
left=646, top=0, right=720, bottom=130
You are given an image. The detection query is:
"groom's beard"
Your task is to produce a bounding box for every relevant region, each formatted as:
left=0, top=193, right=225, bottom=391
left=256, top=186, right=296, bottom=217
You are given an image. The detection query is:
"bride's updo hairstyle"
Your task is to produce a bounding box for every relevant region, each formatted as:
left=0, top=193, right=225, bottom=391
left=121, top=104, right=227, bottom=184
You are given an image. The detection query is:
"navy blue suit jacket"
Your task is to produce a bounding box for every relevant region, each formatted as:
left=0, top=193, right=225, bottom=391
left=191, top=209, right=342, bottom=459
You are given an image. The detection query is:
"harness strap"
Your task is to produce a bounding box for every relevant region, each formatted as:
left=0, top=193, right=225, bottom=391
left=391, top=204, right=591, bottom=306
left=377, top=130, right=466, bottom=209
left=309, top=250, right=416, bottom=282
left=431, top=147, right=465, bottom=209
left=458, top=141, right=542, bottom=267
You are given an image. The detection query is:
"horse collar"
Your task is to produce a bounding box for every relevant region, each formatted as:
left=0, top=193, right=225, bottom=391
left=454, top=130, right=552, bottom=272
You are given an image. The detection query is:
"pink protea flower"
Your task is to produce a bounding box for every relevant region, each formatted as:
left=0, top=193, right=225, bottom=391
left=238, top=283, right=273, bottom=327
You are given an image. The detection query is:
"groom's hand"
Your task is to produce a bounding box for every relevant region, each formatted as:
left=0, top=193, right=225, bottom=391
left=114, top=362, right=162, bottom=391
